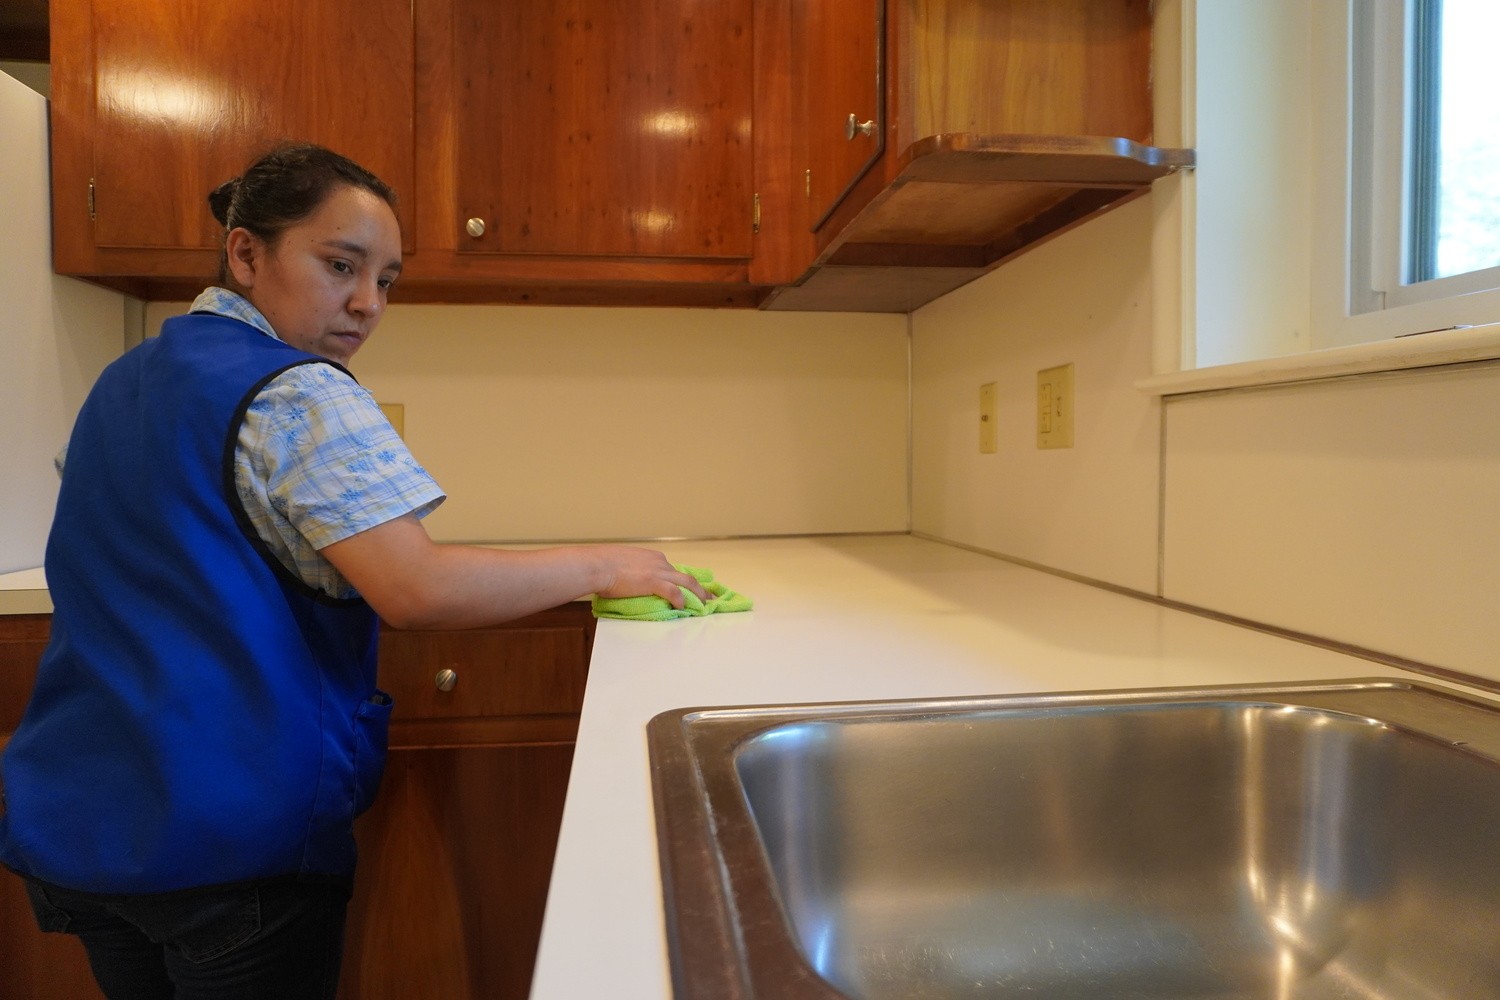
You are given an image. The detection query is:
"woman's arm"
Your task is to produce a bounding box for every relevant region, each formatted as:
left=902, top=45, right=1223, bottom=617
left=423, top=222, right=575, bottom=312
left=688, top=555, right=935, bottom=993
left=319, top=513, right=708, bottom=630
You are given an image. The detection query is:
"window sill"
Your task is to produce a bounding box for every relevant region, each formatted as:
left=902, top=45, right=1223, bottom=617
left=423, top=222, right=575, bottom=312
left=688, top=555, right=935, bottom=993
left=1135, top=322, right=1500, bottom=397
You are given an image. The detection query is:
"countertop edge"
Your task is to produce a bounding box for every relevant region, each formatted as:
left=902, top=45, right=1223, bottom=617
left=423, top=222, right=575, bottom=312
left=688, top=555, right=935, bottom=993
left=0, top=567, right=52, bottom=615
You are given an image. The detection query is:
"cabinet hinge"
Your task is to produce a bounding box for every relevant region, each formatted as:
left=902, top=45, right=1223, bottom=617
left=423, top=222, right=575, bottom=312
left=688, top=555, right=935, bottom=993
left=88, top=178, right=96, bottom=222
left=805, top=169, right=812, bottom=198
left=752, top=193, right=761, bottom=234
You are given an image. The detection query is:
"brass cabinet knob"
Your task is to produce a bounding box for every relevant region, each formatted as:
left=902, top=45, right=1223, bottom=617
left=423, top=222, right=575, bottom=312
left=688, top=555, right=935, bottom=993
left=844, top=113, right=876, bottom=140
left=435, top=668, right=459, bottom=692
left=464, top=217, right=487, bottom=238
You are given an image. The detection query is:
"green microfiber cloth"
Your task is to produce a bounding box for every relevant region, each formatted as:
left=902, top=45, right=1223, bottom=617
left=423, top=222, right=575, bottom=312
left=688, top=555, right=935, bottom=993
left=592, top=565, right=753, bottom=622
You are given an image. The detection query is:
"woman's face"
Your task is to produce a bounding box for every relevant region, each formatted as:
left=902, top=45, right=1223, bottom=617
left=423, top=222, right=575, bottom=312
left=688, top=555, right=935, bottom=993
left=227, top=185, right=402, bottom=364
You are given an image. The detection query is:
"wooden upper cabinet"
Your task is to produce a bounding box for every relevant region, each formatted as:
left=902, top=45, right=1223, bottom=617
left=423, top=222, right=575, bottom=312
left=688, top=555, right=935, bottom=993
left=895, top=0, right=1152, bottom=144
left=765, top=0, right=1192, bottom=312
left=449, top=0, right=755, bottom=260
left=45, top=0, right=1189, bottom=310
left=89, top=0, right=414, bottom=253
left=0, top=616, right=105, bottom=1000
left=51, top=0, right=414, bottom=296
left=799, top=0, right=885, bottom=232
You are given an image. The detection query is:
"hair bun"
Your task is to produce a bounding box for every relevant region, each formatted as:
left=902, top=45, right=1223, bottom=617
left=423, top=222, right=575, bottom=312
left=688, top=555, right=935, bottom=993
left=207, top=177, right=240, bottom=227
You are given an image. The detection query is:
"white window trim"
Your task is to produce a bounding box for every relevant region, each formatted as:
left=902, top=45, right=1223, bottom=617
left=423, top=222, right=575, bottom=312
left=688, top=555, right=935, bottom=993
left=1356, top=0, right=1500, bottom=312
left=1138, top=320, right=1500, bottom=396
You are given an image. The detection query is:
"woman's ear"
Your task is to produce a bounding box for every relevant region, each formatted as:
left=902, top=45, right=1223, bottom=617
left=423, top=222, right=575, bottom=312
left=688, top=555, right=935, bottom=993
left=224, top=228, right=261, bottom=289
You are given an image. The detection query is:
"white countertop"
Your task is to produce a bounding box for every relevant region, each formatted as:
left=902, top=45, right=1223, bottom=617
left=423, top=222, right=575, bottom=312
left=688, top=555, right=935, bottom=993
left=527, top=534, right=1474, bottom=1000
left=5, top=536, right=1481, bottom=998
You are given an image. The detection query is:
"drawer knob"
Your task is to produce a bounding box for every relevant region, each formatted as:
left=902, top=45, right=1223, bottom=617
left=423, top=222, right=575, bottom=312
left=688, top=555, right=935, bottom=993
left=464, top=217, right=487, bottom=238
left=435, top=668, right=459, bottom=693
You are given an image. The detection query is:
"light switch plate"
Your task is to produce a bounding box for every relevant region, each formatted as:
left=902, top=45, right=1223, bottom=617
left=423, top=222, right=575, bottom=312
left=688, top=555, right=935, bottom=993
left=979, top=382, right=997, bottom=453
left=1036, top=364, right=1073, bottom=449
left=379, top=402, right=405, bottom=438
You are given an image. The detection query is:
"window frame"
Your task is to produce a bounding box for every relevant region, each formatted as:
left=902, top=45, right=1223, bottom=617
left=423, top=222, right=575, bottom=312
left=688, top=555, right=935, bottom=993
left=1143, top=0, right=1500, bottom=393
left=1352, top=0, right=1500, bottom=315
left=1307, top=0, right=1500, bottom=353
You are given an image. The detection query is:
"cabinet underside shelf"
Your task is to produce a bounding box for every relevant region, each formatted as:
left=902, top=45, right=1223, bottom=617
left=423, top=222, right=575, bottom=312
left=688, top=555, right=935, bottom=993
left=762, top=133, right=1196, bottom=314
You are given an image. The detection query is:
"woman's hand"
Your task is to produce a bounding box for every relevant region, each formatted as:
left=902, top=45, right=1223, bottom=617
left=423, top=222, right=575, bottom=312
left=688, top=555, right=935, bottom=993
left=589, top=546, right=710, bottom=608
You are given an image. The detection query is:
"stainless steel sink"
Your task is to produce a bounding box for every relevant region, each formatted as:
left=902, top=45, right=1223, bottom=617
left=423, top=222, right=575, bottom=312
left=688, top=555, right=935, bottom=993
left=647, top=679, right=1500, bottom=999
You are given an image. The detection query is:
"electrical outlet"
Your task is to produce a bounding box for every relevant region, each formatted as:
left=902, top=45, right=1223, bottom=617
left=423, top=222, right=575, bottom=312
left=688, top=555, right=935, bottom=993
left=1036, top=364, right=1073, bottom=449
left=979, top=382, right=997, bottom=453
left=379, top=402, right=406, bottom=438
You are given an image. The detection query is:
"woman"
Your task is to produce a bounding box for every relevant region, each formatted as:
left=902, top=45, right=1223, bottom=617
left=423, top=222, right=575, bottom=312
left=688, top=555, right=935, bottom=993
left=0, top=144, right=706, bottom=1000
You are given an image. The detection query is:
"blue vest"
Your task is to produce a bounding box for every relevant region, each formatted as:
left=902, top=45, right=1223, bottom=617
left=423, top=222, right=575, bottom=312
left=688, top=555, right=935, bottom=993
left=0, top=313, right=387, bottom=894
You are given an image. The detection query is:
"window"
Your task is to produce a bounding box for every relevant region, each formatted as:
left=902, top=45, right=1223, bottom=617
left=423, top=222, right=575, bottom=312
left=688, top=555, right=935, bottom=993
left=1170, top=0, right=1500, bottom=379
left=1356, top=0, right=1500, bottom=312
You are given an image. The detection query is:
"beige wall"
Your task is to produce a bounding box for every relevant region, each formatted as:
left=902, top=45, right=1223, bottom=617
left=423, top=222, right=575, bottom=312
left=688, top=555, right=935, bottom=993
left=908, top=190, right=1500, bottom=685
left=911, top=197, right=1163, bottom=594
left=146, top=301, right=910, bottom=542
left=908, top=0, right=1499, bottom=685
left=1164, top=363, right=1500, bottom=680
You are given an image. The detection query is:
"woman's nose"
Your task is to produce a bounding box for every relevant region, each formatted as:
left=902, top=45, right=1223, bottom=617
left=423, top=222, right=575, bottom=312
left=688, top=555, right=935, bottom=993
left=349, top=275, right=385, bottom=317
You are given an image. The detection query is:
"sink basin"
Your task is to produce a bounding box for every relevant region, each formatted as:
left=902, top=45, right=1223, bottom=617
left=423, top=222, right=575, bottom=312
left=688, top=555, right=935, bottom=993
left=647, top=680, right=1500, bottom=999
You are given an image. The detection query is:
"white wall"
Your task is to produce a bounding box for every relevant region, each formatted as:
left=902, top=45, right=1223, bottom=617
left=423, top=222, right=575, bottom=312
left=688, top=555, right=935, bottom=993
left=911, top=197, right=1163, bottom=594
left=909, top=190, right=1500, bottom=684
left=1163, top=363, right=1500, bottom=680
left=0, top=70, right=126, bottom=573
left=1191, top=0, right=1315, bottom=366
left=906, top=0, right=1500, bottom=686
left=146, top=301, right=910, bottom=542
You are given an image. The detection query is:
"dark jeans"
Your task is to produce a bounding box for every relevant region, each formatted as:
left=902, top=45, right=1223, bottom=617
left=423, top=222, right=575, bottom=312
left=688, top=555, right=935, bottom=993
left=23, top=873, right=352, bottom=1000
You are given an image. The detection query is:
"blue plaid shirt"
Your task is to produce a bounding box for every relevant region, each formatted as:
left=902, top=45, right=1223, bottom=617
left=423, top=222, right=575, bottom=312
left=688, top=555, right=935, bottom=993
left=191, top=287, right=445, bottom=597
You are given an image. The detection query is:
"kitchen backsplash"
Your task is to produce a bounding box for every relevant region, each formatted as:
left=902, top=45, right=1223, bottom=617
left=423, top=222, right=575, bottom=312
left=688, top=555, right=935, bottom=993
left=911, top=192, right=1500, bottom=684
left=145, top=300, right=911, bottom=543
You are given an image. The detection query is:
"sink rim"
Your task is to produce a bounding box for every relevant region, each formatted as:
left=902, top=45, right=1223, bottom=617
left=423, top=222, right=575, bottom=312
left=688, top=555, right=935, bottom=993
left=646, top=677, right=1500, bottom=1000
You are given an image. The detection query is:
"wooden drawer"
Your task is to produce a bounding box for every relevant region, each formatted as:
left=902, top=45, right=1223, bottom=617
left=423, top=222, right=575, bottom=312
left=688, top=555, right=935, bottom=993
left=377, top=624, right=590, bottom=722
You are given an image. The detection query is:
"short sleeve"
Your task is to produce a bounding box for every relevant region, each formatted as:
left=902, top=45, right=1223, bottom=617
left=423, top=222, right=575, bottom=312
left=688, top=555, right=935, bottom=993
left=236, top=362, right=446, bottom=594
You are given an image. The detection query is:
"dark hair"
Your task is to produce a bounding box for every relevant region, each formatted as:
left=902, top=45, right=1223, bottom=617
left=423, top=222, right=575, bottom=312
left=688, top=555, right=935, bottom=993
left=209, top=143, right=398, bottom=285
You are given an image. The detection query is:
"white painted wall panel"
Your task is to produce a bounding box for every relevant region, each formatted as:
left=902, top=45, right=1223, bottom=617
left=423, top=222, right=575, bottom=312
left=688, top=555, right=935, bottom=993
left=911, top=198, right=1162, bottom=593
left=147, top=301, right=910, bottom=541
left=0, top=71, right=124, bottom=573
left=1163, top=362, right=1500, bottom=681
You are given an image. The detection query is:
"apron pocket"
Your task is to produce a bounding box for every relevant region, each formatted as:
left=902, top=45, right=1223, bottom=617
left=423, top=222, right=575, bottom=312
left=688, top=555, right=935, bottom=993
left=352, top=691, right=393, bottom=816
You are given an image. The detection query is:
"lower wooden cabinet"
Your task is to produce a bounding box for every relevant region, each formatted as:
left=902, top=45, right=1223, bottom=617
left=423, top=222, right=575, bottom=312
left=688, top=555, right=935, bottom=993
left=340, top=607, right=594, bottom=1000
left=338, top=744, right=576, bottom=1000
left=0, top=615, right=106, bottom=1000
left=0, top=605, right=594, bottom=1000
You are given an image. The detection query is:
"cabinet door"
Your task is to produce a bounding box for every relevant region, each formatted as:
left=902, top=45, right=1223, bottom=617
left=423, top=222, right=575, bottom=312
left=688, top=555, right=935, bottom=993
left=0, top=617, right=105, bottom=1000
left=338, top=609, right=594, bottom=1000
left=86, top=0, right=414, bottom=251
left=0, top=616, right=50, bottom=744
left=337, top=743, right=575, bottom=1000
left=451, top=0, right=755, bottom=259
left=799, top=0, right=885, bottom=230
left=0, top=883, right=105, bottom=1000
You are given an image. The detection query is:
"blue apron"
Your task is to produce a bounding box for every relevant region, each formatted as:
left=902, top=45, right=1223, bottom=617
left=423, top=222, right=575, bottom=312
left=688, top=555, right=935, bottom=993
left=0, top=312, right=387, bottom=894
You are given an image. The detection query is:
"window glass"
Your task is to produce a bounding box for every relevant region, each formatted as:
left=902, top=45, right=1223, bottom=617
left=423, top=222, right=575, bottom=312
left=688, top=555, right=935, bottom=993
left=1424, top=0, right=1500, bottom=280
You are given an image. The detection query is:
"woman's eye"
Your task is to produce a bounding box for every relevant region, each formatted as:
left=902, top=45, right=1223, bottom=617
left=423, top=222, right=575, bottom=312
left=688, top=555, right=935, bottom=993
left=378, top=277, right=396, bottom=291
left=330, top=260, right=352, bottom=274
